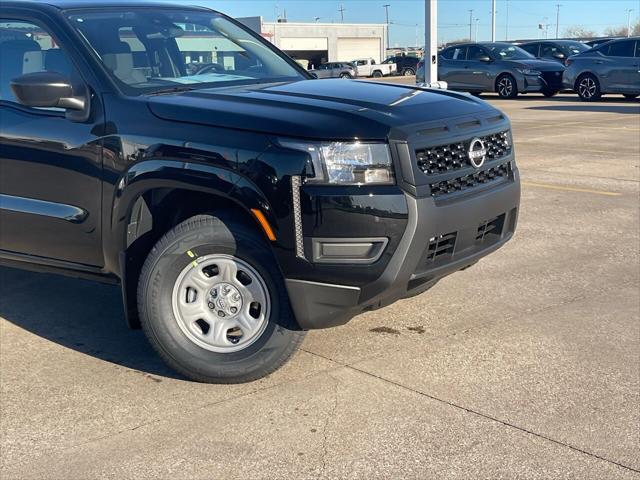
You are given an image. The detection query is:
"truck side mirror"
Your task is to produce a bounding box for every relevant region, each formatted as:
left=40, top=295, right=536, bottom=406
left=552, top=51, right=566, bottom=60
left=10, top=72, right=86, bottom=111
left=478, top=55, right=492, bottom=63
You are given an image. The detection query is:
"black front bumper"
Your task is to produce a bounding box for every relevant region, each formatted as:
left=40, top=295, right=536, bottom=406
left=285, top=171, right=520, bottom=329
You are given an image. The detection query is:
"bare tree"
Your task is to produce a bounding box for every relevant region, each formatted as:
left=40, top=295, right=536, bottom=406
left=603, top=25, right=629, bottom=37
left=633, top=20, right=640, bottom=36
left=563, top=26, right=597, bottom=38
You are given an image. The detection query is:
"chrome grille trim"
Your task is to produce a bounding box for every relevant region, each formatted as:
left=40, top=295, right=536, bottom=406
left=291, top=176, right=305, bottom=259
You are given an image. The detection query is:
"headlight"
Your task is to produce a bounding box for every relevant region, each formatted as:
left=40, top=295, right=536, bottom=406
left=517, top=68, right=542, bottom=76
left=279, top=140, right=395, bottom=185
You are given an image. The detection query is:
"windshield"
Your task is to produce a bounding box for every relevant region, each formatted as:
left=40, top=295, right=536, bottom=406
left=485, top=44, right=535, bottom=60
left=66, top=9, right=305, bottom=94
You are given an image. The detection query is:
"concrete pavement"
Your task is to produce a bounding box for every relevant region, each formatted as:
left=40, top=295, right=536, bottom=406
left=1, top=92, right=639, bottom=479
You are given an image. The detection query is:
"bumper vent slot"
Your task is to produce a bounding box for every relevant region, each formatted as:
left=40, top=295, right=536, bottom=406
left=416, top=130, right=511, bottom=176
left=430, top=163, right=511, bottom=198
left=426, top=232, right=457, bottom=262
left=476, top=214, right=506, bottom=244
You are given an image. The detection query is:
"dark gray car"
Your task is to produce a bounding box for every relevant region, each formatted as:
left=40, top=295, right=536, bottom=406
left=563, top=37, right=640, bottom=101
left=520, top=40, right=590, bottom=64
left=434, top=42, right=565, bottom=98
left=311, top=62, right=356, bottom=79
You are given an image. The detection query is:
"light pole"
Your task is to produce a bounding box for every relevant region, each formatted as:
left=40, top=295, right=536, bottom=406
left=383, top=4, right=391, bottom=49
left=468, top=9, right=474, bottom=41
left=505, top=0, right=510, bottom=41
left=627, top=9, right=634, bottom=37
left=475, top=18, right=480, bottom=42
left=555, top=4, right=561, bottom=39
left=338, top=4, right=346, bottom=23
left=491, top=0, right=496, bottom=41
left=424, top=0, right=438, bottom=85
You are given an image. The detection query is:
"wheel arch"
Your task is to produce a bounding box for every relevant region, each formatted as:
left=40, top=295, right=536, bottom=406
left=494, top=71, right=516, bottom=91
left=574, top=70, right=597, bottom=91
left=108, top=159, right=278, bottom=329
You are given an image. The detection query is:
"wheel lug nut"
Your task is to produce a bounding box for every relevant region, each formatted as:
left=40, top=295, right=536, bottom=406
left=208, top=302, right=215, bottom=309
left=230, top=307, right=237, bottom=314
left=218, top=311, right=226, bottom=317
left=232, top=294, right=240, bottom=301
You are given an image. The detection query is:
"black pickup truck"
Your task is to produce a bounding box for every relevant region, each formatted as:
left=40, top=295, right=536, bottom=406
left=0, top=1, right=520, bottom=383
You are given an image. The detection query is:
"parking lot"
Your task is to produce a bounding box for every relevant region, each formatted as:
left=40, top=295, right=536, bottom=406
left=1, top=88, right=639, bottom=479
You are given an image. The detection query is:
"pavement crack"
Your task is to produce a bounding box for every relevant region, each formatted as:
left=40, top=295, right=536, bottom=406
left=318, top=374, right=340, bottom=478
left=346, top=364, right=640, bottom=475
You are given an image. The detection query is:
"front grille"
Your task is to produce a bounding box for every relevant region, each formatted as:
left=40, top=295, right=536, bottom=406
left=541, top=71, right=563, bottom=89
left=426, top=232, right=457, bottom=262
left=430, top=163, right=511, bottom=198
left=416, top=130, right=511, bottom=176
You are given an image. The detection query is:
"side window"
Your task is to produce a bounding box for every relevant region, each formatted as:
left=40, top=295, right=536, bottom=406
left=0, top=20, right=75, bottom=103
left=440, top=48, right=454, bottom=60
left=467, top=46, right=487, bottom=61
left=521, top=44, right=539, bottom=56
left=451, top=46, right=468, bottom=60
left=606, top=41, right=635, bottom=57
left=541, top=43, right=560, bottom=57
left=635, top=41, right=640, bottom=58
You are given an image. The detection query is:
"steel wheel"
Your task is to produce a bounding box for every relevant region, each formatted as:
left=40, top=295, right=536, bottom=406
left=172, top=254, right=270, bottom=353
left=403, top=68, right=415, bottom=76
left=497, top=75, right=515, bottom=98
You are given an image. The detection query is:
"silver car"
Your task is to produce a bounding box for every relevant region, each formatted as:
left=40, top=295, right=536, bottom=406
left=563, top=37, right=640, bottom=101
left=421, top=42, right=565, bottom=98
left=311, top=62, right=356, bottom=79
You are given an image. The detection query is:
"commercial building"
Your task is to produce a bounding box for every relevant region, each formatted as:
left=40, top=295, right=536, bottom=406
left=240, top=17, right=388, bottom=68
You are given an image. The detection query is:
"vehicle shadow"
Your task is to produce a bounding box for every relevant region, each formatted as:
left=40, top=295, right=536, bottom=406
left=0, top=266, right=183, bottom=380
left=525, top=103, right=640, bottom=115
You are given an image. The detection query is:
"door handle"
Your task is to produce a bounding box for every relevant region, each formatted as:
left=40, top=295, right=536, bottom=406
left=594, top=60, right=604, bottom=64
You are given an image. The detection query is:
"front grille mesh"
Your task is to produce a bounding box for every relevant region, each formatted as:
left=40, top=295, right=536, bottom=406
left=416, top=130, right=511, bottom=176
left=430, top=163, right=510, bottom=198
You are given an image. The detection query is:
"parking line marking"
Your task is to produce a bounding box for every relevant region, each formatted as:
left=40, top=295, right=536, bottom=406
left=522, top=181, right=622, bottom=196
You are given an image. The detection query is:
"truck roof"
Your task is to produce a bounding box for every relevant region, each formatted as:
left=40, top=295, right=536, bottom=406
left=3, top=0, right=210, bottom=11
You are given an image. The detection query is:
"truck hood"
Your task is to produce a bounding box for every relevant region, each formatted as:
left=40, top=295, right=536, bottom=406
left=146, top=79, right=496, bottom=141
left=503, top=58, right=565, bottom=71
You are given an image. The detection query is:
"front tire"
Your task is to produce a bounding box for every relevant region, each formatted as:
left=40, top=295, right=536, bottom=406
left=576, top=73, right=601, bottom=101
left=137, top=214, right=305, bottom=383
left=623, top=94, right=638, bottom=99
left=496, top=74, right=518, bottom=99
left=339, top=73, right=352, bottom=79
left=542, top=88, right=559, bottom=97
left=372, top=70, right=383, bottom=78
left=403, top=68, right=415, bottom=76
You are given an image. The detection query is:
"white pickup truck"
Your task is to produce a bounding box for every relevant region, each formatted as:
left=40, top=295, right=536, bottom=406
left=352, top=58, right=397, bottom=78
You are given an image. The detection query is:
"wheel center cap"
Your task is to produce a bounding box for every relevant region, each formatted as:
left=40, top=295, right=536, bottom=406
left=209, top=282, right=242, bottom=318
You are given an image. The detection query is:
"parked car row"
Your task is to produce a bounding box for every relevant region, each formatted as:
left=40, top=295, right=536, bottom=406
left=416, top=37, right=640, bottom=101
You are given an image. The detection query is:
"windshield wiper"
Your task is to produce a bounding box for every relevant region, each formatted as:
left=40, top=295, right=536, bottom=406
left=146, top=85, right=198, bottom=96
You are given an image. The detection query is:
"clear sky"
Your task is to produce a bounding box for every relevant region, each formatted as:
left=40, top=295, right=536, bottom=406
left=176, top=0, right=640, bottom=46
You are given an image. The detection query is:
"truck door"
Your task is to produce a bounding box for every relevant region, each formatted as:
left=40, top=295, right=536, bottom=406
left=0, top=17, right=104, bottom=267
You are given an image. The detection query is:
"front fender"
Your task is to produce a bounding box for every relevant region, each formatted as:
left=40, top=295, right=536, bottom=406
left=103, top=158, right=276, bottom=278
